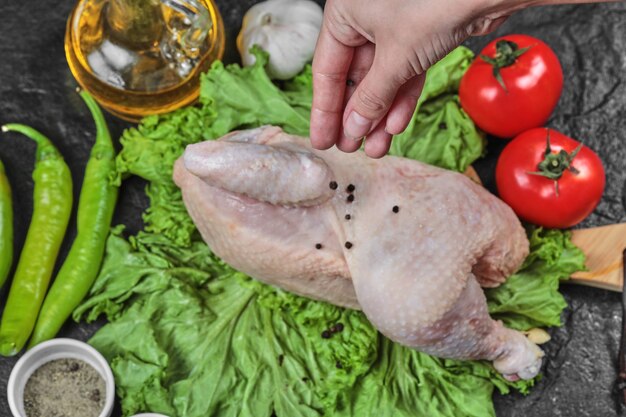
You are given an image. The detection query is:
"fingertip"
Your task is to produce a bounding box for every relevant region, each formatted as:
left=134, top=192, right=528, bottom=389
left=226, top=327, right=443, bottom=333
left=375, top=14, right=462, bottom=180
left=364, top=140, right=391, bottom=158
left=386, top=110, right=414, bottom=136
left=310, top=133, right=333, bottom=149
left=310, top=136, right=335, bottom=150
left=336, top=131, right=362, bottom=153
left=385, top=74, right=425, bottom=135
left=385, top=113, right=411, bottom=136
left=310, top=108, right=341, bottom=150
left=364, top=129, right=392, bottom=159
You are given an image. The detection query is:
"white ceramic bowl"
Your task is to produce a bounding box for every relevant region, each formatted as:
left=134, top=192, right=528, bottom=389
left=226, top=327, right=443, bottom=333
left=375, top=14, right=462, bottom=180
left=7, top=338, right=115, bottom=417
left=131, top=414, right=171, bottom=417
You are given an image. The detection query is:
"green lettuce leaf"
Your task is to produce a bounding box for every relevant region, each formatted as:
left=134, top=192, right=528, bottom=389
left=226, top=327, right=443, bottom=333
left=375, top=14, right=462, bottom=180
left=199, top=47, right=311, bottom=137
left=77, top=226, right=582, bottom=417
left=78, top=229, right=326, bottom=417
left=486, top=227, right=585, bottom=330
left=77, top=47, right=585, bottom=417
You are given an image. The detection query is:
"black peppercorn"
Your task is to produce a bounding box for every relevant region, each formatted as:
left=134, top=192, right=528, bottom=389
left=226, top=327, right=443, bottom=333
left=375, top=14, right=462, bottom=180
left=315, top=243, right=323, bottom=250
left=321, top=330, right=331, bottom=339
left=333, top=323, right=344, bottom=332
left=347, top=195, right=355, bottom=203
left=392, top=205, right=399, bottom=213
left=346, top=184, right=355, bottom=193
left=439, top=122, right=447, bottom=130
left=345, top=242, right=353, bottom=249
left=345, top=214, right=351, bottom=220
left=329, top=181, right=338, bottom=190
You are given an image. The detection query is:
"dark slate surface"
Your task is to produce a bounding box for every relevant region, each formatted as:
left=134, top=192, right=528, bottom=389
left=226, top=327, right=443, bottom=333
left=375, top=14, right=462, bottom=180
left=0, top=1, right=625, bottom=416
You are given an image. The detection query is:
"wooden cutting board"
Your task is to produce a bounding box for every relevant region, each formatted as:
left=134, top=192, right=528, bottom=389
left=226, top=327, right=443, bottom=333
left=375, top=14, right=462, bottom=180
left=569, top=223, right=626, bottom=292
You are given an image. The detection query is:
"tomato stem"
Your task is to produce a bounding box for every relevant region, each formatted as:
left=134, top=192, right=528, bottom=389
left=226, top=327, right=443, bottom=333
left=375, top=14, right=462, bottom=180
left=480, top=40, right=531, bottom=92
left=526, top=129, right=582, bottom=196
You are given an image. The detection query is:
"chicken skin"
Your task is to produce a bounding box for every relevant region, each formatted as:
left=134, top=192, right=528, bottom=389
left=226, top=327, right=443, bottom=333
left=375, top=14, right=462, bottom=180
left=173, top=125, right=543, bottom=380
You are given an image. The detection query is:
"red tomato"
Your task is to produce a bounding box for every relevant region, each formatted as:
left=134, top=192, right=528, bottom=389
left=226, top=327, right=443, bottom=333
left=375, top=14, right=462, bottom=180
left=459, top=34, right=563, bottom=138
left=496, top=128, right=605, bottom=228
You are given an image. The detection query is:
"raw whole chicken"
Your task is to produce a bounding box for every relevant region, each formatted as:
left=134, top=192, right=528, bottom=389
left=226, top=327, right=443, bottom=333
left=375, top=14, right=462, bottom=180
left=173, top=125, right=544, bottom=381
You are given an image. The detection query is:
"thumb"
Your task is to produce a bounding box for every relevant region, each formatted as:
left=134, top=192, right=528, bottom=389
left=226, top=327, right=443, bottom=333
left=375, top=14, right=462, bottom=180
left=343, top=54, right=410, bottom=139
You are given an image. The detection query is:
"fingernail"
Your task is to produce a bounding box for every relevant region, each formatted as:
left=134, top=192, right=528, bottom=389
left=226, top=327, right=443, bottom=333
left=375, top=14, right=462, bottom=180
left=344, top=111, right=372, bottom=139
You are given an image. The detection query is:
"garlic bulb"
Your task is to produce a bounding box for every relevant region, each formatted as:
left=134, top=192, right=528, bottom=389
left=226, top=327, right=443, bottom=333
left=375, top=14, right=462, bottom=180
left=237, top=0, right=323, bottom=80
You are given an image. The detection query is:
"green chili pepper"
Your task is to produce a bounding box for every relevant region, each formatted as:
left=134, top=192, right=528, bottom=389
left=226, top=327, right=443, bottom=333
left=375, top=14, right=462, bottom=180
left=0, top=124, right=73, bottom=356
left=0, top=158, right=13, bottom=289
left=28, top=91, right=119, bottom=348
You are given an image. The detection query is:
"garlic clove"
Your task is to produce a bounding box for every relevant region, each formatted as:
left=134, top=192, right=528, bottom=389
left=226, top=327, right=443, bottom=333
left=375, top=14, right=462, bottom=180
left=237, top=0, right=323, bottom=80
left=524, top=328, right=551, bottom=345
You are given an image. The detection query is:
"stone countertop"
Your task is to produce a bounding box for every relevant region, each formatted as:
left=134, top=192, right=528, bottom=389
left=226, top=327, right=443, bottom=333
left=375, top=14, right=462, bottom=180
left=0, top=1, right=625, bottom=416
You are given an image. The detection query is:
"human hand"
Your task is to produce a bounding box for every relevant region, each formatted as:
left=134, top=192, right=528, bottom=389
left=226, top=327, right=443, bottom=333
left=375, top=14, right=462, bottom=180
left=309, top=0, right=528, bottom=158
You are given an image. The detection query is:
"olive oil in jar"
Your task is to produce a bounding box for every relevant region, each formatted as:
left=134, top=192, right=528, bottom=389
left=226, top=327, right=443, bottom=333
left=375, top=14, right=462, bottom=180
left=65, top=0, right=225, bottom=121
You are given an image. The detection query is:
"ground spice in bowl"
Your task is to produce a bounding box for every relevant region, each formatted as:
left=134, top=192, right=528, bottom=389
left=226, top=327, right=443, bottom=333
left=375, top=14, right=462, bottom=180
left=23, top=358, right=106, bottom=417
